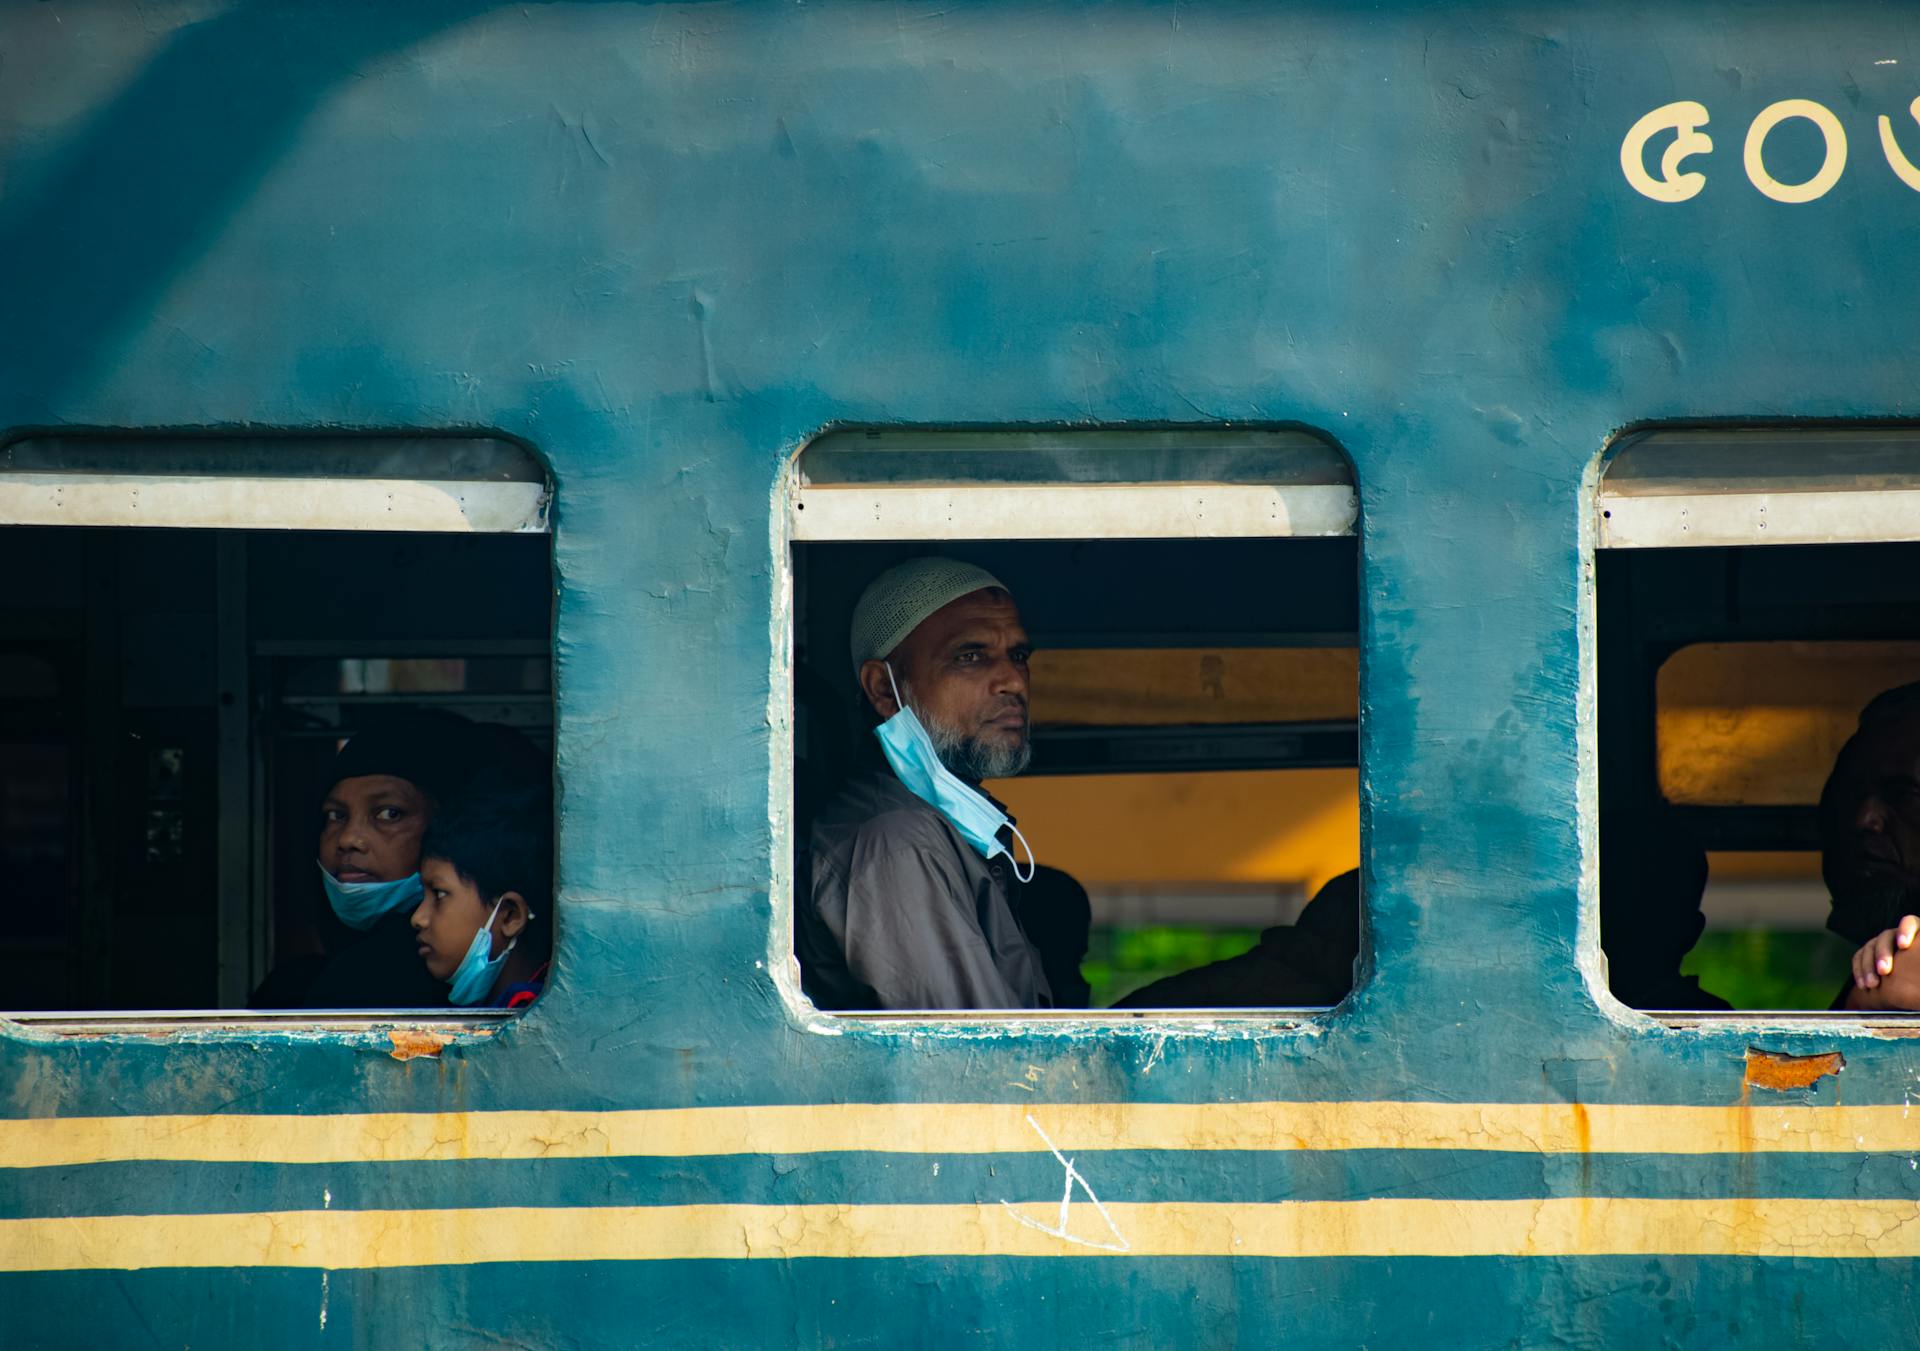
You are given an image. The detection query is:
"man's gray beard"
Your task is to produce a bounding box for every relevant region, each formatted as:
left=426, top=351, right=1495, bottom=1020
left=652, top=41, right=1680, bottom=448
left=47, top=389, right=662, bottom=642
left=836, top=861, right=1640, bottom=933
left=927, top=721, right=1032, bottom=782
left=904, top=684, right=1032, bottom=781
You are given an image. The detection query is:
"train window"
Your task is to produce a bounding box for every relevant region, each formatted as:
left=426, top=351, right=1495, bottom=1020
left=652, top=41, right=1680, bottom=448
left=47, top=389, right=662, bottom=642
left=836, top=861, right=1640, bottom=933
left=788, top=429, right=1361, bottom=1016
left=1596, top=427, right=1920, bottom=1014
left=0, top=434, right=554, bottom=1024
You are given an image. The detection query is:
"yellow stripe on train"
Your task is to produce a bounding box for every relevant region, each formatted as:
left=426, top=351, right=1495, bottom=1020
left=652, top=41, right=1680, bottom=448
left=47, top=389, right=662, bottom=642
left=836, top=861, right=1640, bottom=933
left=6, top=1197, right=1920, bottom=1270
left=5, top=1100, right=1918, bottom=1167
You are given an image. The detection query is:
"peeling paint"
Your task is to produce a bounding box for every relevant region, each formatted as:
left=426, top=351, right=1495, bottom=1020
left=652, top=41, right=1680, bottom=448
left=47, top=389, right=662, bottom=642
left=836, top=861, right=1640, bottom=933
left=388, top=1030, right=449, bottom=1062
left=1745, top=1047, right=1845, bottom=1091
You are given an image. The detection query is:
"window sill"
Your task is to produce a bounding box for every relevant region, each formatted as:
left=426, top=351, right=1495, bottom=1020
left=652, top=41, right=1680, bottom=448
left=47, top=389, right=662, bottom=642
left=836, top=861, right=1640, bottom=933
left=3, top=1007, right=516, bottom=1037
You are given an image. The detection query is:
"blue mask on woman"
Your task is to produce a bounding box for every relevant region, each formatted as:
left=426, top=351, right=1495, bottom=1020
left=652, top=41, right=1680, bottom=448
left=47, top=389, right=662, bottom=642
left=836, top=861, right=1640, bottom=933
left=874, top=664, right=1035, bottom=882
left=447, top=896, right=521, bottom=1006
left=319, top=863, right=423, bottom=931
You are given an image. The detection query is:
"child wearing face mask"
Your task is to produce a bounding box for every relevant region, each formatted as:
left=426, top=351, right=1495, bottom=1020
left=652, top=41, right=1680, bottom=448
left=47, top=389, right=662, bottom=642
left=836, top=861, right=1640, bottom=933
left=251, top=708, right=488, bottom=1010
left=410, top=784, right=553, bottom=1008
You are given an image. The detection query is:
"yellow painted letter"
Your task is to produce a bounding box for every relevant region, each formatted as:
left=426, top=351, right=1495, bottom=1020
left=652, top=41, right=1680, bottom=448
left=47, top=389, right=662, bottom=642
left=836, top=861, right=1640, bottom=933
left=1878, top=96, right=1920, bottom=192
left=1621, top=101, right=1713, bottom=202
left=1744, top=99, right=1847, bottom=203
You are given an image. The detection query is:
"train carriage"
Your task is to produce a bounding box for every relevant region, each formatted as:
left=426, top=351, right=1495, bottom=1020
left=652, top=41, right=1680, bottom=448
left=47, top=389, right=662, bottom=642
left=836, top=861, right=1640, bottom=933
left=4, top=1, right=1920, bottom=1346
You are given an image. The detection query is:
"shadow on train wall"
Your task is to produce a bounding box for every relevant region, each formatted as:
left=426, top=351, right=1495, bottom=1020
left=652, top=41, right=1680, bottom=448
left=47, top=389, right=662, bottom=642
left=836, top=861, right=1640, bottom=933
left=0, top=4, right=465, bottom=409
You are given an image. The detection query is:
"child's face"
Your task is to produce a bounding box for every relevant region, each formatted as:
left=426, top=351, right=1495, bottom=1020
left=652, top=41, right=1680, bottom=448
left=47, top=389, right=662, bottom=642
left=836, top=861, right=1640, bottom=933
left=411, top=856, right=494, bottom=981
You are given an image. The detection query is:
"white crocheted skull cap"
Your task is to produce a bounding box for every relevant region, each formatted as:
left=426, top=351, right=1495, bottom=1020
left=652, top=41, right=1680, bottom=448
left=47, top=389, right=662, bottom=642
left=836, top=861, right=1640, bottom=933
left=848, top=556, right=1006, bottom=674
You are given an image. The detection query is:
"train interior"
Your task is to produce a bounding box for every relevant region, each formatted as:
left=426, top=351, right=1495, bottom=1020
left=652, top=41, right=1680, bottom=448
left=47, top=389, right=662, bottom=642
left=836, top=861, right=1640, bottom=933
left=794, top=537, right=1362, bottom=1009
left=0, top=525, right=553, bottom=1014
left=1598, top=541, right=1920, bottom=1011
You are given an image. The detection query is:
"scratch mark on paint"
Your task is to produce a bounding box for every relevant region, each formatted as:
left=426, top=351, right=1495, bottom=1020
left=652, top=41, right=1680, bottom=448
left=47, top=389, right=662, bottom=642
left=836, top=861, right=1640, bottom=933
left=319, top=1187, right=333, bottom=1330
left=999, top=1114, right=1131, bottom=1253
left=1141, top=1033, right=1168, bottom=1076
left=691, top=289, right=718, bottom=401
left=577, top=112, right=613, bottom=167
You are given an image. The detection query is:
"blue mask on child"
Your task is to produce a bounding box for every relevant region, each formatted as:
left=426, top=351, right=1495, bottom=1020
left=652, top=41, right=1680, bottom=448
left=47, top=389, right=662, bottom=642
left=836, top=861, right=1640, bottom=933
left=319, top=863, right=423, bottom=931
left=874, top=664, right=1035, bottom=882
left=447, top=896, right=521, bottom=1006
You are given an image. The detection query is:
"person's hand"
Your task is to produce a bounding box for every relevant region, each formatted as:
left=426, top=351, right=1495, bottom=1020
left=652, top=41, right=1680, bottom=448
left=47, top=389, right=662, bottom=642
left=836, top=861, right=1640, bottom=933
left=1845, top=916, right=1920, bottom=1010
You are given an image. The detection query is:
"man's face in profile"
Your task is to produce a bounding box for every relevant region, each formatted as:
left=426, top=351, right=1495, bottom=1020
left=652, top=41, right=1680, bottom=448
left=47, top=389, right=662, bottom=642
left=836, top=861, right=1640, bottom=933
left=872, top=587, right=1033, bottom=782
left=1819, top=712, right=1920, bottom=909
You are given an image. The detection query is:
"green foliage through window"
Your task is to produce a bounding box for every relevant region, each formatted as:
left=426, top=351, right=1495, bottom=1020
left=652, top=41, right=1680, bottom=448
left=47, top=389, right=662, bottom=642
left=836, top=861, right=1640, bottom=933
left=1679, top=929, right=1853, bottom=1010
left=1084, top=925, right=1260, bottom=1009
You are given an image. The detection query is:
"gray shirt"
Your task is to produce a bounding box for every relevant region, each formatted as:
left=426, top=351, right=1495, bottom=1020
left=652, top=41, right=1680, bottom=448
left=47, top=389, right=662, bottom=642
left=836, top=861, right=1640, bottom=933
left=800, top=770, right=1052, bottom=1011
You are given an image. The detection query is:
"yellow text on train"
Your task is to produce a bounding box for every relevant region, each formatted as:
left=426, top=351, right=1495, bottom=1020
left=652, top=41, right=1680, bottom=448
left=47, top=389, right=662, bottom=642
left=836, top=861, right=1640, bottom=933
left=1621, top=97, right=1920, bottom=203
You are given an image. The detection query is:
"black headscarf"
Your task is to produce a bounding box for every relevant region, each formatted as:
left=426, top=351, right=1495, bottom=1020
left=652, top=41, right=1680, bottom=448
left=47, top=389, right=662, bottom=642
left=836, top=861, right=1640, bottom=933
left=324, top=707, right=489, bottom=806
left=1823, top=683, right=1920, bottom=945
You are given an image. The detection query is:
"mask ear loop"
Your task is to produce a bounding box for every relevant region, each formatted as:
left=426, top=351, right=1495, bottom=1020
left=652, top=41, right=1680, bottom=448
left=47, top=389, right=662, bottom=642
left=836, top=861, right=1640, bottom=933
left=483, top=895, right=518, bottom=962
left=1007, top=823, right=1036, bottom=884
left=884, top=661, right=905, bottom=715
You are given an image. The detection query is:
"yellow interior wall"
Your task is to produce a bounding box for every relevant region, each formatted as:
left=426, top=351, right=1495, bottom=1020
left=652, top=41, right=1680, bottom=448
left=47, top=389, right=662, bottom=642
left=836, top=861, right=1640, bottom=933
left=987, top=768, right=1360, bottom=896
left=1658, top=641, right=1920, bottom=805
left=1029, top=648, right=1358, bottom=726
left=1704, top=850, right=1821, bottom=882
left=984, top=778, right=1818, bottom=899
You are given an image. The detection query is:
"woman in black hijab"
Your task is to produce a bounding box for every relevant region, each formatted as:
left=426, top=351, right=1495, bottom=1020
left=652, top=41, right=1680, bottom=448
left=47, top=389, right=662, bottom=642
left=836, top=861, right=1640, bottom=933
left=253, top=710, right=538, bottom=1009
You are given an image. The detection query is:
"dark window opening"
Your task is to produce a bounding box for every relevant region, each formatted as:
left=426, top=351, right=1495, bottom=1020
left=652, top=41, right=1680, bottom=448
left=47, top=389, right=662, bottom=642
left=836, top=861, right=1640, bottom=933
left=1598, top=542, right=1920, bottom=1012
left=794, top=536, right=1360, bottom=1012
left=0, top=524, right=554, bottom=1017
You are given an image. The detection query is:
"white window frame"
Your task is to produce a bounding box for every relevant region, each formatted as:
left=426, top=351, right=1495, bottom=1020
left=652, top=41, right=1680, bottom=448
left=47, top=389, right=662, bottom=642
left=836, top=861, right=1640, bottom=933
left=791, top=428, right=1356, bottom=542
left=1597, top=427, right=1920, bottom=550
left=0, top=434, right=549, bottom=534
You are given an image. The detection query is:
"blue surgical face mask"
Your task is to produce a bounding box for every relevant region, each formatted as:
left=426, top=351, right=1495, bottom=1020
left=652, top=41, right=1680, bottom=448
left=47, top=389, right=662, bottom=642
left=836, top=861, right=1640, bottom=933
left=447, top=896, right=522, bottom=1006
left=319, top=863, right=424, bottom=931
left=874, top=664, right=1035, bottom=882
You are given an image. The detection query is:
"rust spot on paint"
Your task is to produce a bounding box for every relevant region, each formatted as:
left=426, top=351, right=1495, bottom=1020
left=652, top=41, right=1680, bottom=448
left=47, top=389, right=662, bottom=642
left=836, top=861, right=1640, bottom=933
left=389, top=1029, right=449, bottom=1061
left=1570, top=1102, right=1593, bottom=1215
left=1744, top=1047, right=1844, bottom=1091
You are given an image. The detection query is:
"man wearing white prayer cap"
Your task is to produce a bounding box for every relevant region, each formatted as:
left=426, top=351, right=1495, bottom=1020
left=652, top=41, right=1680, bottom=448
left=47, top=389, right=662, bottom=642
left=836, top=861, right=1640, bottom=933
left=796, top=556, right=1052, bottom=1011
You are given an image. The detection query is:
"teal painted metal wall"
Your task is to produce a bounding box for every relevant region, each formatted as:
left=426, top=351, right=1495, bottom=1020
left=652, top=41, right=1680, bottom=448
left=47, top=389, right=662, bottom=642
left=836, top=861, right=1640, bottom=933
left=4, top=2, right=1920, bottom=1345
